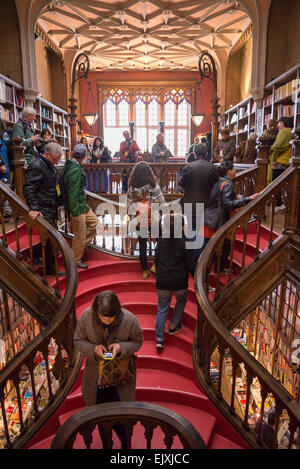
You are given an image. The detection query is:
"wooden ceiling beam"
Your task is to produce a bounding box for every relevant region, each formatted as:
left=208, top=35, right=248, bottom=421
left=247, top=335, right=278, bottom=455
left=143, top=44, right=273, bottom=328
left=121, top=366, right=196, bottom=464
left=40, top=15, right=75, bottom=32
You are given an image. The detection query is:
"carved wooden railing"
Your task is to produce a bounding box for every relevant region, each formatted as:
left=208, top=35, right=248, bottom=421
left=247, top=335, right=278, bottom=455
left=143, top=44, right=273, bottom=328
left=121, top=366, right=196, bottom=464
left=50, top=402, right=206, bottom=449
left=193, top=129, right=300, bottom=449
left=0, top=182, right=81, bottom=449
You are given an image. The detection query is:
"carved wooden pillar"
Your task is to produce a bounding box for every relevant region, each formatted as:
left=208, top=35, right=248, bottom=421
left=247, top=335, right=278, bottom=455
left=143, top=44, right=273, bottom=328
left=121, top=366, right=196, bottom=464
left=284, top=127, right=300, bottom=235
left=255, top=135, right=272, bottom=192
left=11, top=136, right=25, bottom=199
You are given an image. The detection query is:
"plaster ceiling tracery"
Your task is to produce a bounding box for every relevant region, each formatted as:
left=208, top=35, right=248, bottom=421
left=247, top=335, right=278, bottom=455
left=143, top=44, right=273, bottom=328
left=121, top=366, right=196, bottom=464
left=37, top=0, right=251, bottom=71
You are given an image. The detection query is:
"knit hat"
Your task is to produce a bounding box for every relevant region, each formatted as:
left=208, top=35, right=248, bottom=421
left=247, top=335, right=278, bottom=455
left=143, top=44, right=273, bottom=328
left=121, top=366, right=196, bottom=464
left=72, top=143, right=87, bottom=159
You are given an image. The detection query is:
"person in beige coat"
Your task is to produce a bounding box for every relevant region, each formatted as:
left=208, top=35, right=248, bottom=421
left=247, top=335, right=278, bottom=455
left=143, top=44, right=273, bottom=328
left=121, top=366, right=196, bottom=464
left=73, top=290, right=143, bottom=447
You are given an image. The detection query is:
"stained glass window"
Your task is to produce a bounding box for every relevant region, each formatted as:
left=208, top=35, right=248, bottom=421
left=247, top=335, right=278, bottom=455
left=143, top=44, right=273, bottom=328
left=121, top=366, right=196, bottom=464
left=165, top=100, right=175, bottom=126
left=103, top=87, right=191, bottom=157
left=105, top=99, right=116, bottom=126
left=148, top=100, right=159, bottom=126
left=118, top=100, right=129, bottom=126
left=135, top=100, right=146, bottom=127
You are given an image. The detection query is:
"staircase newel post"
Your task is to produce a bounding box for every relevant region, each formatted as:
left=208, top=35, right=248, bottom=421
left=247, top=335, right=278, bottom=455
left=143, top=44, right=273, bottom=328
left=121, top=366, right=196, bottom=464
left=255, top=135, right=272, bottom=193
left=11, top=136, right=25, bottom=199
left=284, top=127, right=300, bottom=235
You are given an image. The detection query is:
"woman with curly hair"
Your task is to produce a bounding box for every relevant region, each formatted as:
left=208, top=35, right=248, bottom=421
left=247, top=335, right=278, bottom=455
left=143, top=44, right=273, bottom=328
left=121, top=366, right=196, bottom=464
left=127, top=161, right=166, bottom=279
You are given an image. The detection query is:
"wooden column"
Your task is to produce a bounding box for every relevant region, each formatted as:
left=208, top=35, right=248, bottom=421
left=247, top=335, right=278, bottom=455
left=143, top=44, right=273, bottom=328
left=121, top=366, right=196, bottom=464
left=255, top=135, right=273, bottom=192
left=11, top=136, right=25, bottom=200
left=284, top=127, right=300, bottom=235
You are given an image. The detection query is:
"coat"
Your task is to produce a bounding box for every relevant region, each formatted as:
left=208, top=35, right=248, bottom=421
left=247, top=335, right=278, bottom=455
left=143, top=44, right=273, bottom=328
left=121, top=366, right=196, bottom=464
left=179, top=158, right=219, bottom=217
left=235, top=139, right=257, bottom=164
left=155, top=237, right=196, bottom=291
left=12, top=120, right=36, bottom=164
left=214, top=138, right=236, bottom=162
left=267, top=127, right=293, bottom=183
left=73, top=307, right=143, bottom=406
left=23, top=155, right=59, bottom=222
left=62, top=158, right=89, bottom=217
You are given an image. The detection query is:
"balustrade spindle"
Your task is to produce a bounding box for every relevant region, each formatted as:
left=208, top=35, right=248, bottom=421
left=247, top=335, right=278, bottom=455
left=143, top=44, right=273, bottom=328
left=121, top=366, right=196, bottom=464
left=27, top=361, right=39, bottom=419
left=273, top=403, right=283, bottom=450
left=229, top=357, right=239, bottom=414
left=0, top=388, right=10, bottom=447
left=13, top=379, right=24, bottom=432
left=243, top=369, right=254, bottom=430
left=217, top=344, right=225, bottom=398
left=257, top=387, right=268, bottom=443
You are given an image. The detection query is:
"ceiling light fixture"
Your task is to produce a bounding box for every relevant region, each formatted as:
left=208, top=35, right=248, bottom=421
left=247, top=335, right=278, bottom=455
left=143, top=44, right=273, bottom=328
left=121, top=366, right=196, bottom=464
left=163, top=10, right=171, bottom=24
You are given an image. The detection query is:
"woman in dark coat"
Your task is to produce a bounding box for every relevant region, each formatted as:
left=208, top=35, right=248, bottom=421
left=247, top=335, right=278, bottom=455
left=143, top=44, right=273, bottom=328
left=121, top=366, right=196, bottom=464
left=90, top=137, right=112, bottom=192
left=73, top=291, right=143, bottom=447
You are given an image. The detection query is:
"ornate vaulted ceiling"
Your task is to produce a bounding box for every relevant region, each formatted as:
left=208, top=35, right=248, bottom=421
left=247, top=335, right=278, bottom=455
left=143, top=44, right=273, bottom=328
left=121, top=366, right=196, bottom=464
left=37, top=0, right=251, bottom=71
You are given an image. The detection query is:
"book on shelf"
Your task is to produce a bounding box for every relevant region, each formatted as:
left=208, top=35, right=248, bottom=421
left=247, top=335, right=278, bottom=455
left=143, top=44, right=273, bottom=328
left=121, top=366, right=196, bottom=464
left=0, top=105, right=13, bottom=122
left=238, top=107, right=247, bottom=119
left=264, top=95, right=273, bottom=107
left=264, top=113, right=272, bottom=124
left=276, top=104, right=295, bottom=118
left=230, top=113, right=238, bottom=124
left=275, top=79, right=297, bottom=102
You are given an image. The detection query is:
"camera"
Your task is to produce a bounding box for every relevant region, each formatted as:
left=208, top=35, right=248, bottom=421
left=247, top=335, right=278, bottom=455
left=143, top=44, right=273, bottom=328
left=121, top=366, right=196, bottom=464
left=103, top=352, right=114, bottom=360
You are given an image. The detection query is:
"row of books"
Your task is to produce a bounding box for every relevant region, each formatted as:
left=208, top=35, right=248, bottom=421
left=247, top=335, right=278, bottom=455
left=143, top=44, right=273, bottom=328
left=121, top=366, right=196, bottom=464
left=264, top=94, right=273, bottom=107
left=274, top=79, right=297, bottom=102
left=0, top=105, right=14, bottom=122
left=276, top=104, right=295, bottom=119
left=41, top=106, right=52, bottom=119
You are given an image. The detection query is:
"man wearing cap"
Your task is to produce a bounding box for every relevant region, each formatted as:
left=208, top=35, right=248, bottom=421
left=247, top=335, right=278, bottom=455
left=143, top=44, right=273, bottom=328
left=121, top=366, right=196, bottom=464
left=62, top=143, right=99, bottom=269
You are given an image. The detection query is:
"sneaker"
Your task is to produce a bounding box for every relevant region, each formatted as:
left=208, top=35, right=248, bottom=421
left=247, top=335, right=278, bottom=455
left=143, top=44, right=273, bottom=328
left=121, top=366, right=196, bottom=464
left=142, top=270, right=150, bottom=280
left=77, top=262, right=88, bottom=269
left=274, top=204, right=285, bottom=213
left=208, top=286, right=216, bottom=293
left=168, top=323, right=183, bottom=335
left=156, top=342, right=164, bottom=351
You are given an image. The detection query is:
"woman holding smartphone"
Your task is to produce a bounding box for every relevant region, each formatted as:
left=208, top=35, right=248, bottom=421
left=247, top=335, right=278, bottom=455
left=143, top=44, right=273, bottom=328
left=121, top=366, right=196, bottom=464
left=73, top=290, right=143, bottom=447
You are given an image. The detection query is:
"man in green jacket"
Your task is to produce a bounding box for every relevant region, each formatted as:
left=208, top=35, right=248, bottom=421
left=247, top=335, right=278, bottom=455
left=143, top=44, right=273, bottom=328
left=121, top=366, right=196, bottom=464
left=63, top=143, right=99, bottom=269
left=12, top=106, right=40, bottom=164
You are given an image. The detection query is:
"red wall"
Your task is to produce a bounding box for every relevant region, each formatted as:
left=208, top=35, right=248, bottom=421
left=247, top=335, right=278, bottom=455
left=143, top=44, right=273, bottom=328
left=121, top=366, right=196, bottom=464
left=79, top=71, right=213, bottom=139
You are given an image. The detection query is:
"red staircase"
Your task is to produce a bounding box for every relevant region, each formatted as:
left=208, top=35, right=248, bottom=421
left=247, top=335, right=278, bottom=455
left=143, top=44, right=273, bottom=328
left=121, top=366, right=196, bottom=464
left=5, top=222, right=275, bottom=449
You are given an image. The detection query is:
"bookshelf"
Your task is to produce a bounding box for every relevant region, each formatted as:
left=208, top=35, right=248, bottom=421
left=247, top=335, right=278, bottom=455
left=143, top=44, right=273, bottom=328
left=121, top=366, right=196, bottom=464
left=0, top=73, right=24, bottom=127
left=235, top=281, right=300, bottom=402
left=223, top=95, right=256, bottom=147
left=263, top=63, right=300, bottom=130
left=34, top=96, right=70, bottom=157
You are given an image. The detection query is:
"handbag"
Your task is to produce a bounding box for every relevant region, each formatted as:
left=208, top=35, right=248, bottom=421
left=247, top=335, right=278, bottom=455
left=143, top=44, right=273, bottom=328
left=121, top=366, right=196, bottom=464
left=98, top=355, right=135, bottom=389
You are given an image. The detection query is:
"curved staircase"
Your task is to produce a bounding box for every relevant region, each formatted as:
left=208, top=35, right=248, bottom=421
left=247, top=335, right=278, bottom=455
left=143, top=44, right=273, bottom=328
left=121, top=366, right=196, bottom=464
left=16, top=220, right=274, bottom=450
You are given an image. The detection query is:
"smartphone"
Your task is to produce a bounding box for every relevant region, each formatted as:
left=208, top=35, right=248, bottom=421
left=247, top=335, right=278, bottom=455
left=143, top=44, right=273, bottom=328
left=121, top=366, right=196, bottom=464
left=103, top=352, right=114, bottom=360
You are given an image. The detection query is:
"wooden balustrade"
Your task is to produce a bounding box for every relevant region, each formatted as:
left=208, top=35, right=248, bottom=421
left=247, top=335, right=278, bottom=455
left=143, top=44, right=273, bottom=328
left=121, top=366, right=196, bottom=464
left=50, top=402, right=206, bottom=449
left=0, top=183, right=80, bottom=449
left=193, top=129, right=300, bottom=449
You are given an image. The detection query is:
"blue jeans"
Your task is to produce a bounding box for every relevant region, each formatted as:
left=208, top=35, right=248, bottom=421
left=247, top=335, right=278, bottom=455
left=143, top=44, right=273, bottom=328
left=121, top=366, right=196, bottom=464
left=155, top=288, right=187, bottom=343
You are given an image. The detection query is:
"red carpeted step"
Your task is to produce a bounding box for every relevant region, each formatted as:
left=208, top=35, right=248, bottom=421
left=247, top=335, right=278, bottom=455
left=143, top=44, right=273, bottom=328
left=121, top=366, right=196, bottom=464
left=208, top=433, right=244, bottom=449
left=28, top=435, right=55, bottom=450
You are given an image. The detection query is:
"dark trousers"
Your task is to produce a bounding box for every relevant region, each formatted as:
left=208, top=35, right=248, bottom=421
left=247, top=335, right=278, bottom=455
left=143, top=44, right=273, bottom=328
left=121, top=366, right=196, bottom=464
left=96, top=386, right=127, bottom=449
left=138, top=235, right=148, bottom=270
left=33, top=218, right=56, bottom=273
left=272, top=166, right=288, bottom=206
